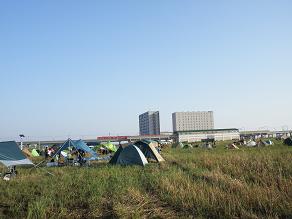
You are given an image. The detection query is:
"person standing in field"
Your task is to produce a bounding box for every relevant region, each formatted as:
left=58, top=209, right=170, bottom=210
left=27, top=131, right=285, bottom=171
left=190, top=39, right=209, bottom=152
left=44, top=147, right=48, bottom=159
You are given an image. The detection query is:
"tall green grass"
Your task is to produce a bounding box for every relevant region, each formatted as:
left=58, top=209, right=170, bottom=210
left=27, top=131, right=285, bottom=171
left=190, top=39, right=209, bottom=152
left=0, top=141, right=291, bottom=218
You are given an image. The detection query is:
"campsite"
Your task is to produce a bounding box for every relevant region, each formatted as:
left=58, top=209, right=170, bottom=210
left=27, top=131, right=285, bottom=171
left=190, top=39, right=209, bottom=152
left=2, top=1, right=292, bottom=218
left=1, top=139, right=292, bottom=219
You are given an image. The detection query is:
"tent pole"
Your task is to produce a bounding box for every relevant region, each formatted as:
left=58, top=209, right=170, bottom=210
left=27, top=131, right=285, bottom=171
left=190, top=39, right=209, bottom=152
left=34, top=159, right=47, bottom=168
left=28, top=160, right=54, bottom=176
left=31, top=164, right=54, bottom=176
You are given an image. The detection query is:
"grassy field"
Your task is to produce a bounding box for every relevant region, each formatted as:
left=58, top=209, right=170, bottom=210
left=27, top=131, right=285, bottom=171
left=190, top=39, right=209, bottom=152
left=1, top=141, right=292, bottom=219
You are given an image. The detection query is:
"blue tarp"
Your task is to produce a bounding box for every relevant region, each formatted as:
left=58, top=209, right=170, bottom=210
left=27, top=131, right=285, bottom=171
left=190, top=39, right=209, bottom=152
left=53, top=139, right=98, bottom=160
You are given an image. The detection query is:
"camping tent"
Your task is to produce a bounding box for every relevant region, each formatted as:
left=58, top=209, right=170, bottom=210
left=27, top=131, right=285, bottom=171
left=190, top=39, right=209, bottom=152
left=109, top=145, right=148, bottom=166
left=134, top=140, right=165, bottom=162
left=202, top=143, right=213, bottom=149
left=172, top=142, right=184, bottom=148
left=141, top=140, right=159, bottom=148
left=183, top=143, right=193, bottom=149
left=101, top=142, right=117, bottom=152
left=284, top=137, right=292, bottom=146
left=257, top=140, right=268, bottom=147
left=108, top=146, right=123, bottom=164
left=247, top=140, right=257, bottom=147
left=53, top=139, right=98, bottom=160
left=31, top=149, right=40, bottom=157
left=0, top=141, right=34, bottom=167
left=265, top=140, right=273, bottom=145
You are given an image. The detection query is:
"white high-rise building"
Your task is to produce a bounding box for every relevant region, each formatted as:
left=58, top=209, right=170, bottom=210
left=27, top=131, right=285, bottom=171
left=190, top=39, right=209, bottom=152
left=172, top=111, right=214, bottom=132
left=139, top=111, right=160, bottom=135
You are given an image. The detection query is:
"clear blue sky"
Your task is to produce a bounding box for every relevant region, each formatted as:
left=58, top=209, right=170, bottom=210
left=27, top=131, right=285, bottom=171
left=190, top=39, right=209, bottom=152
left=1, top=1, right=291, bottom=140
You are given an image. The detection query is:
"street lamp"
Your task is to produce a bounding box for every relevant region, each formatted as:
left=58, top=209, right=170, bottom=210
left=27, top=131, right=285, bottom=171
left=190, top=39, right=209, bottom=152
left=19, top=134, right=25, bottom=150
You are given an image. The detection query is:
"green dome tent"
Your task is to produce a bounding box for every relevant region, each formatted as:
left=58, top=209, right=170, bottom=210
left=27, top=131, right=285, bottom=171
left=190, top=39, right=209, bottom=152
left=102, top=142, right=117, bottom=152
left=31, top=149, right=40, bottom=157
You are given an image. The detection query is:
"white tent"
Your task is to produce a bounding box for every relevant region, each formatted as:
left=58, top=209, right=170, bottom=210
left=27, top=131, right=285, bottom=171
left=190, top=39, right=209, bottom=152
left=247, top=141, right=257, bottom=147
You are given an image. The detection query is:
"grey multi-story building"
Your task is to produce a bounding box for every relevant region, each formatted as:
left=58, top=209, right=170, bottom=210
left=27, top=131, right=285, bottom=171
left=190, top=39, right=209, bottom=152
left=172, top=111, right=214, bottom=132
left=139, top=111, right=160, bottom=135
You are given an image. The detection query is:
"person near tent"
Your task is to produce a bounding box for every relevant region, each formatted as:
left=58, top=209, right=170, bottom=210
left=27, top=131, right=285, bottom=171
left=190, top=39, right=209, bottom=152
left=48, top=147, right=53, bottom=157
left=67, top=149, right=74, bottom=160
left=46, top=139, right=99, bottom=167
left=100, top=147, right=109, bottom=155
left=55, top=153, right=59, bottom=163
left=156, top=145, right=162, bottom=154
left=77, top=149, right=85, bottom=166
left=44, top=147, right=48, bottom=159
